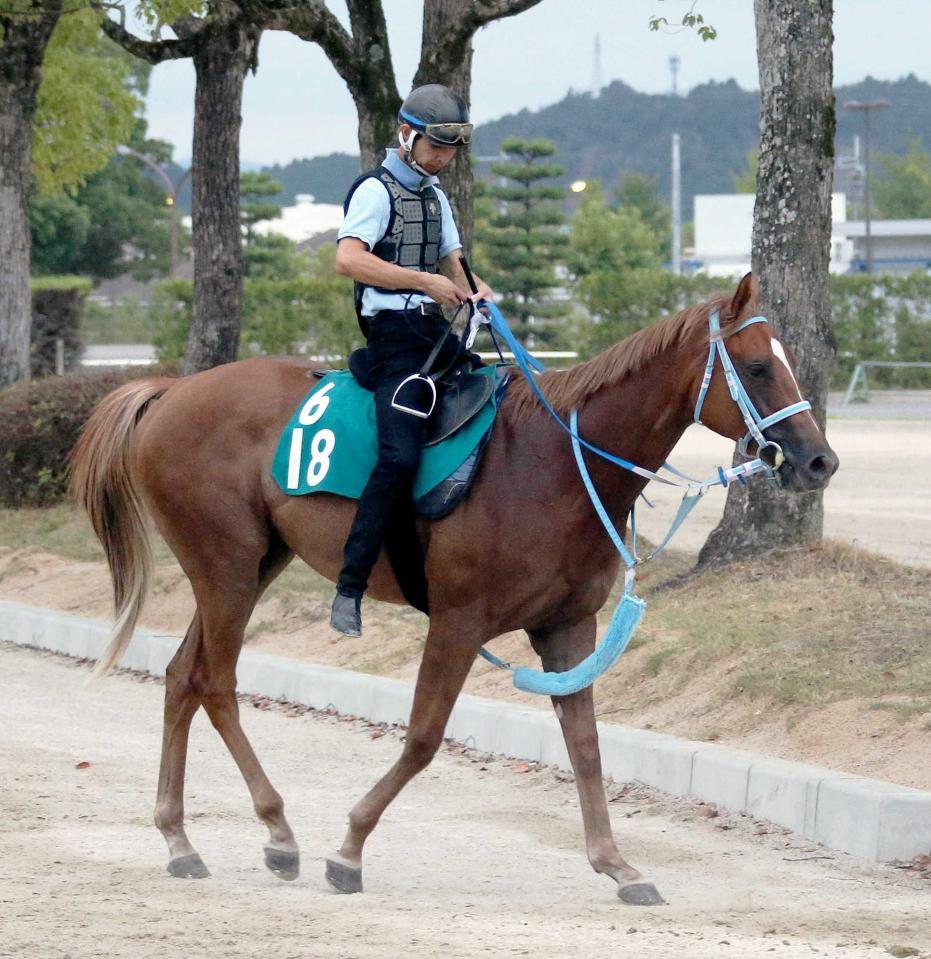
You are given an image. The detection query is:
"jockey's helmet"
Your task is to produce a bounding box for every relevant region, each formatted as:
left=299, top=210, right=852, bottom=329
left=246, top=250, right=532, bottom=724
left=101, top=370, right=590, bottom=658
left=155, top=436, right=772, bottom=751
left=398, top=84, right=472, bottom=148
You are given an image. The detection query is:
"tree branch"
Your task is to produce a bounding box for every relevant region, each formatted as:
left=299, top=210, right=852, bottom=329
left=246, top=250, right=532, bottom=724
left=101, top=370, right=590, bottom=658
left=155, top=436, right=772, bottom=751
left=470, top=0, right=545, bottom=29
left=235, top=0, right=348, bottom=55
left=95, top=8, right=205, bottom=63
left=415, top=0, right=543, bottom=88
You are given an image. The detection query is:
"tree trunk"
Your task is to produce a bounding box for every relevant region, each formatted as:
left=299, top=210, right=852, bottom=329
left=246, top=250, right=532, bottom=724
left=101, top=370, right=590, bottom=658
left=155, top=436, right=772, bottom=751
left=415, top=0, right=476, bottom=257
left=352, top=83, right=401, bottom=172
left=341, top=0, right=398, bottom=170
left=698, top=0, right=836, bottom=566
left=0, top=7, right=61, bottom=388
left=183, top=17, right=259, bottom=374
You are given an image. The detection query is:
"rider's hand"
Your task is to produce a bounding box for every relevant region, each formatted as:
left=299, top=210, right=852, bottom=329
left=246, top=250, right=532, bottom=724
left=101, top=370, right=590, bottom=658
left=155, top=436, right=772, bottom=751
left=469, top=281, right=495, bottom=316
left=471, top=281, right=494, bottom=303
left=420, top=273, right=469, bottom=307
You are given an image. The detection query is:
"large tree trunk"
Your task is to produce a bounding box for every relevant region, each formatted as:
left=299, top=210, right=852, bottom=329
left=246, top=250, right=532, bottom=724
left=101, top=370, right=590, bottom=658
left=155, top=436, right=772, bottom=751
left=0, top=6, right=61, bottom=388
left=343, top=0, right=398, bottom=170
left=698, top=0, right=836, bottom=566
left=183, top=17, right=259, bottom=374
left=415, top=0, right=476, bottom=257
left=351, top=83, right=400, bottom=172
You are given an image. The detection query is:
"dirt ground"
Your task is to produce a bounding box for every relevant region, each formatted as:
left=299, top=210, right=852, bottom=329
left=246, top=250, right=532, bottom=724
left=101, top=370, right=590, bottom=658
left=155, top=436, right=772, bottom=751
left=633, top=399, right=931, bottom=568
left=1, top=643, right=929, bottom=959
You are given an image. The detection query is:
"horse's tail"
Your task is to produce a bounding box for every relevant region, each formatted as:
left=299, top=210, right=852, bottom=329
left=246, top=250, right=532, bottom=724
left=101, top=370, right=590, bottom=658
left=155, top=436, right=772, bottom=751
left=69, top=377, right=174, bottom=681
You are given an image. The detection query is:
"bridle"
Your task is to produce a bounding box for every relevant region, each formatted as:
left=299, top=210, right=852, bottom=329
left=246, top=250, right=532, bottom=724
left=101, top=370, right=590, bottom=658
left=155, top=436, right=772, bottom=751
left=474, top=300, right=820, bottom=696
left=694, top=309, right=812, bottom=470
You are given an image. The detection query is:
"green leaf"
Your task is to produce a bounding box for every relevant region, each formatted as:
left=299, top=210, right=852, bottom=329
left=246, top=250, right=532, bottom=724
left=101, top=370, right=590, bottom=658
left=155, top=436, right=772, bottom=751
left=33, top=9, right=140, bottom=194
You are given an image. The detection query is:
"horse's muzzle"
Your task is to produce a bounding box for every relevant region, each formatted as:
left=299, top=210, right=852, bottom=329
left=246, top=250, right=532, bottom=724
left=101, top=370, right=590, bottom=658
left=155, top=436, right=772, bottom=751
left=770, top=442, right=839, bottom=492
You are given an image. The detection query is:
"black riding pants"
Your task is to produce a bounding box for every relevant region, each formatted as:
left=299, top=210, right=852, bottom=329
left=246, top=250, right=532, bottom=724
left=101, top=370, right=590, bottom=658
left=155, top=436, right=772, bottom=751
left=336, top=309, right=459, bottom=598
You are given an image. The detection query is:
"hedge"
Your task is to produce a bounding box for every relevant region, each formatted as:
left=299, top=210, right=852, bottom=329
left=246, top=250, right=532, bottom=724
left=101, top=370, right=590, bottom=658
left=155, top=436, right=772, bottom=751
left=0, top=365, right=177, bottom=508
left=30, top=275, right=92, bottom=377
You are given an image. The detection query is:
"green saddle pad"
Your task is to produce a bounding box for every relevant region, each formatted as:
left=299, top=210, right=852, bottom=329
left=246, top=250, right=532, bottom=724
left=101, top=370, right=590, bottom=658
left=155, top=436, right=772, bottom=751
left=272, top=367, right=498, bottom=501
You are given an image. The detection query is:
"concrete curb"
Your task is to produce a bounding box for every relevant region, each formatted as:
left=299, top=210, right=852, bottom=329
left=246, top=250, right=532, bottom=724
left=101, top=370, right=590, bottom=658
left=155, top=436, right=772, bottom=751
left=3, top=599, right=929, bottom=863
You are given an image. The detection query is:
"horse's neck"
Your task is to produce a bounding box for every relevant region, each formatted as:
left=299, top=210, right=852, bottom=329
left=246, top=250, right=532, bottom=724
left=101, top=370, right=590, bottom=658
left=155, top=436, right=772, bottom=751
left=575, top=352, right=695, bottom=513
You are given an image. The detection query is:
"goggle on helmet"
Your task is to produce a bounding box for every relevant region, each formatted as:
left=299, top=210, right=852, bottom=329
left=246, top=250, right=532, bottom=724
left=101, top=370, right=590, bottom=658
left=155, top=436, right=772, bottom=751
left=398, top=84, right=473, bottom=147
left=399, top=110, right=473, bottom=146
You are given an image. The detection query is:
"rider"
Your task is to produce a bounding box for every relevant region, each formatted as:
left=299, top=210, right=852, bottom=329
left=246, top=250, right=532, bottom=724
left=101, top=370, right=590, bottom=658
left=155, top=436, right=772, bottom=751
left=330, top=83, right=493, bottom=637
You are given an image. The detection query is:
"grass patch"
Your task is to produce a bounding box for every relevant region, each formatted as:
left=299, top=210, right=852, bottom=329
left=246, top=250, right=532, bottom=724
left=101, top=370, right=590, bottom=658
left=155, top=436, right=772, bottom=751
left=868, top=700, right=931, bottom=721
left=644, top=647, right=677, bottom=677
left=635, top=540, right=931, bottom=708
left=0, top=504, right=106, bottom=562
left=0, top=504, right=180, bottom=564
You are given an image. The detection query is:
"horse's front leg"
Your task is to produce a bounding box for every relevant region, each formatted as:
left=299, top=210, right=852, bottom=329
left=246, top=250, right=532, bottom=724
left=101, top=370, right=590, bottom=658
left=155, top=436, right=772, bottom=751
left=326, top=616, right=479, bottom=893
left=529, top=617, right=665, bottom=905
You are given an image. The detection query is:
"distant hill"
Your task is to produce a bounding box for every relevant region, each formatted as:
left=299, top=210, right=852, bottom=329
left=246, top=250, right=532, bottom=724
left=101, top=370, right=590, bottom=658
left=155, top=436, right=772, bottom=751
left=172, top=74, right=929, bottom=218
left=472, top=74, right=931, bottom=214
left=263, top=153, right=361, bottom=206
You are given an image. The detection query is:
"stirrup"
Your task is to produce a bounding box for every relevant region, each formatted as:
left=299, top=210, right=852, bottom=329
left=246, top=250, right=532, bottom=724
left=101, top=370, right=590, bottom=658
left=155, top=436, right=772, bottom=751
left=391, top=374, right=437, bottom=419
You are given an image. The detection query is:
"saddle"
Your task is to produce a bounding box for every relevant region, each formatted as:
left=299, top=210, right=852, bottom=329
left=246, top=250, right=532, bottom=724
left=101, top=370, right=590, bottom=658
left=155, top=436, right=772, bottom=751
left=347, top=346, right=497, bottom=446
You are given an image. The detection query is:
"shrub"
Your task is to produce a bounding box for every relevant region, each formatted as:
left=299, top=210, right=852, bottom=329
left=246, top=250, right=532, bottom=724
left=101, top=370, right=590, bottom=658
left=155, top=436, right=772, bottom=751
left=0, top=365, right=177, bottom=508
left=30, top=275, right=92, bottom=376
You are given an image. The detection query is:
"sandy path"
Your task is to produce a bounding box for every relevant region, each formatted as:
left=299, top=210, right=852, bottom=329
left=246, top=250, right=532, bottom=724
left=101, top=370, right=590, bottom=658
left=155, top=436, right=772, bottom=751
left=1, top=643, right=928, bottom=959
left=632, top=416, right=931, bottom=567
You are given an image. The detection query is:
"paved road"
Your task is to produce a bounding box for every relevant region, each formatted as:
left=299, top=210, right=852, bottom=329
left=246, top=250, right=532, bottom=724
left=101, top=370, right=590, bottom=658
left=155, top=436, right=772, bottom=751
left=1, top=643, right=928, bottom=959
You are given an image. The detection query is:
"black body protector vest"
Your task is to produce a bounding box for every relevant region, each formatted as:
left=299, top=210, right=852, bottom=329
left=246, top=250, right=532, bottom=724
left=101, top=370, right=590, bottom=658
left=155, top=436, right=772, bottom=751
left=343, top=164, right=442, bottom=336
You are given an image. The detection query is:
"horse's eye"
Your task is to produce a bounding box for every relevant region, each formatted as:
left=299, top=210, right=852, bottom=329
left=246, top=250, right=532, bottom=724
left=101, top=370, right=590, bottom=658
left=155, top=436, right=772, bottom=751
left=747, top=361, right=769, bottom=378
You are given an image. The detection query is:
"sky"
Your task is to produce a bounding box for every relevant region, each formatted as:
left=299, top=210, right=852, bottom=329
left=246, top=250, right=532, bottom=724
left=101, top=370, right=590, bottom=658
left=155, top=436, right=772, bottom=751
left=142, top=0, right=931, bottom=167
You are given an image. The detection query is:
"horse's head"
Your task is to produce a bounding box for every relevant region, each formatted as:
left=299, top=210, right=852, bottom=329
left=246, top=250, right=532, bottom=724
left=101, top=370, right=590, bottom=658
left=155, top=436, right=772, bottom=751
left=691, top=273, right=839, bottom=492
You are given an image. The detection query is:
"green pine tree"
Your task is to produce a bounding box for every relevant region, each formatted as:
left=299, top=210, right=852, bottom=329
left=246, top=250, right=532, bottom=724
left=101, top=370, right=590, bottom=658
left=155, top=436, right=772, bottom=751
left=240, top=171, right=285, bottom=244
left=474, top=137, right=569, bottom=346
left=241, top=171, right=293, bottom=278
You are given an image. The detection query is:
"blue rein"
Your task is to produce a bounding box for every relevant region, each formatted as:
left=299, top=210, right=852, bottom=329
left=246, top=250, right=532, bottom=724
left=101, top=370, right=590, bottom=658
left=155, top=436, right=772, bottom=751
left=476, top=302, right=813, bottom=696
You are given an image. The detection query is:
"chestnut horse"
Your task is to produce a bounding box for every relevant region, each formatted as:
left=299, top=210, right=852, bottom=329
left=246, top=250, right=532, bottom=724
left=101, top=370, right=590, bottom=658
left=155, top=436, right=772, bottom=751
left=71, top=273, right=837, bottom=904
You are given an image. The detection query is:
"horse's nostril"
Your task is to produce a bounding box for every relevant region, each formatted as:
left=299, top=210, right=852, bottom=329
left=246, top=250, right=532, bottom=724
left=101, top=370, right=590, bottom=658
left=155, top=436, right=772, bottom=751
left=809, top=453, right=838, bottom=478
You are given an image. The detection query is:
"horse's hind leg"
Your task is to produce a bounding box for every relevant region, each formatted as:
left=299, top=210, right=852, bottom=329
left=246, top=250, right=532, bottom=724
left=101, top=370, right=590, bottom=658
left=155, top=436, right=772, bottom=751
left=326, top=617, right=478, bottom=893
left=156, top=539, right=299, bottom=880
left=156, top=614, right=210, bottom=878
left=529, top=617, right=665, bottom=906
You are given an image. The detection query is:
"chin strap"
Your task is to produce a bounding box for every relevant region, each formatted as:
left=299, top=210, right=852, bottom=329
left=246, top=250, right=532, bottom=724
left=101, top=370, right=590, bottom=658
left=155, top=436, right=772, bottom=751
left=398, top=129, right=432, bottom=178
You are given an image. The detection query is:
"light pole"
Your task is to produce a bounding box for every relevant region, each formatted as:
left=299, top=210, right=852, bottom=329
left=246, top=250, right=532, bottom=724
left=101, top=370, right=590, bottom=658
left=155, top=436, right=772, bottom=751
left=842, top=99, right=889, bottom=274
left=117, top=146, right=191, bottom=278
left=671, top=132, right=682, bottom=275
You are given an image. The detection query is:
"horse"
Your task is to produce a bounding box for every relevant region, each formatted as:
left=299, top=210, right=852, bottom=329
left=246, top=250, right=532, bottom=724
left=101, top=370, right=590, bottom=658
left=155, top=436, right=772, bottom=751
left=70, top=272, right=838, bottom=904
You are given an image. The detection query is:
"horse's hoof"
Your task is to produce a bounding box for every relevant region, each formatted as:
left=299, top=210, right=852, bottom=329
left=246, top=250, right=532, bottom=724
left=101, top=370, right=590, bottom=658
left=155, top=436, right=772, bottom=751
left=617, top=881, right=665, bottom=905
left=325, top=858, right=363, bottom=894
left=264, top=846, right=300, bottom=881
left=167, top=853, right=210, bottom=879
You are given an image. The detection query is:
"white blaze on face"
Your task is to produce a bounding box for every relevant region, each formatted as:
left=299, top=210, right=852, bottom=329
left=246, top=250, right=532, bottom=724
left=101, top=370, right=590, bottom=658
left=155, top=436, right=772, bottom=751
left=771, top=339, right=802, bottom=399
left=771, top=338, right=819, bottom=428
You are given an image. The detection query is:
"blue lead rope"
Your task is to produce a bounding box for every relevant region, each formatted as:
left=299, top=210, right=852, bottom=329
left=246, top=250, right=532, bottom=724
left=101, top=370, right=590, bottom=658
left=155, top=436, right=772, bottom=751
left=478, top=410, right=646, bottom=695
left=475, top=301, right=812, bottom=696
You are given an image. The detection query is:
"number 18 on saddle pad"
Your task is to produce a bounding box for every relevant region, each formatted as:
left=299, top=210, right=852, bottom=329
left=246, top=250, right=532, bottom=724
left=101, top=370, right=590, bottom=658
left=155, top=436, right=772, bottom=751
left=271, top=368, right=499, bottom=504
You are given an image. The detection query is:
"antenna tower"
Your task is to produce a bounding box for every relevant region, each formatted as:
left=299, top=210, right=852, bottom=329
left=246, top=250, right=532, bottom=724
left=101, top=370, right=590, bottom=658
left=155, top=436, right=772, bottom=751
left=592, top=34, right=603, bottom=95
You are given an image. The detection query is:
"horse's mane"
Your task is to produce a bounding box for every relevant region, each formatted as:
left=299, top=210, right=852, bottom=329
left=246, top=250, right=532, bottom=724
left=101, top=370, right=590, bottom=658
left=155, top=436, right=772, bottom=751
left=505, top=292, right=741, bottom=425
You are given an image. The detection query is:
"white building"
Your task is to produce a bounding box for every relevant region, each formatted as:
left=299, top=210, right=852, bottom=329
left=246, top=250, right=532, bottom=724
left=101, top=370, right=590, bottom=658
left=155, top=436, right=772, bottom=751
left=834, top=218, right=931, bottom=275
left=254, top=194, right=344, bottom=245
left=693, top=193, right=852, bottom=276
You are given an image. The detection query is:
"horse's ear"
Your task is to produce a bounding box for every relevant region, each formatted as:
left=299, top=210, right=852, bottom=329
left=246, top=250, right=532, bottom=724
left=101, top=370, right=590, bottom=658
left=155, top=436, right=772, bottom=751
left=729, top=272, right=760, bottom=318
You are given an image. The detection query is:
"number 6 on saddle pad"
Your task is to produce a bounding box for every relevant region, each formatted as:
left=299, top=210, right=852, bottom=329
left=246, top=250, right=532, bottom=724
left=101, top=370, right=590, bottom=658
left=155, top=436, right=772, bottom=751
left=271, top=367, right=500, bottom=506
